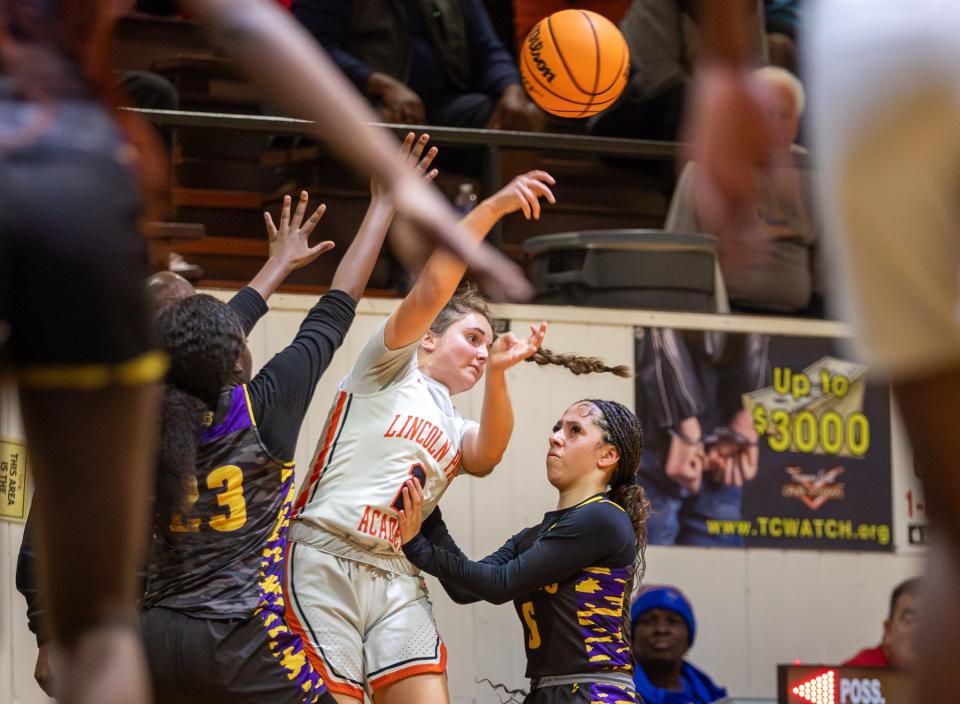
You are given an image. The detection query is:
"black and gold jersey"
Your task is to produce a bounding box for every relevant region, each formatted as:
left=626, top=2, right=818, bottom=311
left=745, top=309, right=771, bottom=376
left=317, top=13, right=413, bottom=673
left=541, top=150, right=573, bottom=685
left=144, top=383, right=294, bottom=619
left=404, top=494, right=637, bottom=680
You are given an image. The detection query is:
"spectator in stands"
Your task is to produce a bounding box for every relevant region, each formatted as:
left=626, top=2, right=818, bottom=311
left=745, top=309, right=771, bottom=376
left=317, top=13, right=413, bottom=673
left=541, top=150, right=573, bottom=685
left=665, top=66, right=820, bottom=316
left=591, top=0, right=764, bottom=141
left=631, top=585, right=728, bottom=704
left=844, top=578, right=922, bottom=670
left=293, top=0, right=545, bottom=130
left=512, top=0, right=630, bottom=53
left=765, top=0, right=801, bottom=73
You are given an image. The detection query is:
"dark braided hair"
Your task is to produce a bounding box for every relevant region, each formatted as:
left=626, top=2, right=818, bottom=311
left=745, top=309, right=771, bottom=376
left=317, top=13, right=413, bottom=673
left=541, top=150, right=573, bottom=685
left=156, top=295, right=245, bottom=519
left=583, top=398, right=650, bottom=639
left=430, top=284, right=631, bottom=378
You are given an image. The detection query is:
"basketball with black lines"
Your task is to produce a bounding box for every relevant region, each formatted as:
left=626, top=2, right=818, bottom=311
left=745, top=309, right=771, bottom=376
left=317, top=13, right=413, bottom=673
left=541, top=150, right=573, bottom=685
left=519, top=9, right=629, bottom=118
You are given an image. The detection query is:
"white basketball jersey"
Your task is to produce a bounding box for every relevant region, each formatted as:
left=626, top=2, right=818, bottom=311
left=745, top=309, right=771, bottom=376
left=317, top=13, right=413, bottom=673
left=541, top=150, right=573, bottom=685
left=292, top=322, right=477, bottom=558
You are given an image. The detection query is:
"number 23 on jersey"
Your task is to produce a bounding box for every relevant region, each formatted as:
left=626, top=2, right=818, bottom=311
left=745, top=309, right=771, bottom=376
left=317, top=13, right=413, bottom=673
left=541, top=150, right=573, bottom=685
left=169, top=465, right=247, bottom=533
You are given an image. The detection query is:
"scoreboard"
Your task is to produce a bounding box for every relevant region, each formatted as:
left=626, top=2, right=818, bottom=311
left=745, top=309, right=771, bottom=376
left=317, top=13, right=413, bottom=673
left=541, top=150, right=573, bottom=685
left=778, top=665, right=911, bottom=704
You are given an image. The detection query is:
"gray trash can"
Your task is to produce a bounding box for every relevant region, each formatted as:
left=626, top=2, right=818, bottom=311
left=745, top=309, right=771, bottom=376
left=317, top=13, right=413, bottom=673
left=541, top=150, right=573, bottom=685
left=522, top=230, right=718, bottom=312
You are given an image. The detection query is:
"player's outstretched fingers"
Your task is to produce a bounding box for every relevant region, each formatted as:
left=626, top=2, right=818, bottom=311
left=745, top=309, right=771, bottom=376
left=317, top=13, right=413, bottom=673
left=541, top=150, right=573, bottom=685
left=417, top=146, right=439, bottom=176
left=292, top=190, right=309, bottom=230
left=514, top=184, right=532, bottom=220
left=306, top=240, right=336, bottom=260
left=529, top=170, right=556, bottom=186
left=409, top=132, right=430, bottom=163
left=264, top=211, right=278, bottom=242
left=301, top=203, right=327, bottom=236
left=279, top=194, right=292, bottom=231
left=517, top=180, right=540, bottom=219
left=529, top=322, right=547, bottom=349
left=530, top=178, right=557, bottom=205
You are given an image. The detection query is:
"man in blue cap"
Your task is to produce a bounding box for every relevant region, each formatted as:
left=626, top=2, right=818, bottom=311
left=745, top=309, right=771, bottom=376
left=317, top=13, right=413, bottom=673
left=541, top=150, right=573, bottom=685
left=631, top=585, right=728, bottom=704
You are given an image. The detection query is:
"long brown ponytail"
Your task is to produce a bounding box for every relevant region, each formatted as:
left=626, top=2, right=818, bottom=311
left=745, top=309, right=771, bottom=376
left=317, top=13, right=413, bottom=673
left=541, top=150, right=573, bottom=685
left=527, top=348, right=631, bottom=377
left=431, top=285, right=632, bottom=378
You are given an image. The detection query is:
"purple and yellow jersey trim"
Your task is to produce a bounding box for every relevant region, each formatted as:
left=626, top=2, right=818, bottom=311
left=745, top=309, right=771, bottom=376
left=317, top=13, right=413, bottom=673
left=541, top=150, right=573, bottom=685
left=574, top=682, right=637, bottom=704
left=200, top=385, right=256, bottom=444
left=254, top=461, right=326, bottom=700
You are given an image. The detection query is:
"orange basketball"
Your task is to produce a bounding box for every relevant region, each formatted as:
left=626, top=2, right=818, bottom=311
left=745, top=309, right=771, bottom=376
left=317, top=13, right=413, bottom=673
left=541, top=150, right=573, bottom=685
left=519, top=9, right=629, bottom=118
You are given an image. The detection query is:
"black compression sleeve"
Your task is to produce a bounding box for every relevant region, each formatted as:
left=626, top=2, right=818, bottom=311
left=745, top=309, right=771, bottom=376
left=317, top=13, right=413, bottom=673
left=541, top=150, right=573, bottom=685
left=16, top=516, right=48, bottom=645
left=227, top=287, right=269, bottom=337
left=419, top=508, right=522, bottom=604
left=404, top=501, right=633, bottom=605
left=247, top=290, right=356, bottom=460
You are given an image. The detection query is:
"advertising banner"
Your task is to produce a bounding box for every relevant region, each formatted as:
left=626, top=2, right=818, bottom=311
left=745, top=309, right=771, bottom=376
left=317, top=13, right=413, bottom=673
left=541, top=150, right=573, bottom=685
left=634, top=327, right=891, bottom=550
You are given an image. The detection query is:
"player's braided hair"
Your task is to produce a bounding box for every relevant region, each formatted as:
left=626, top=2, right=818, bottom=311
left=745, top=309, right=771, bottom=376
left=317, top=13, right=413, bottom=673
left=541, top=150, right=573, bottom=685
left=156, top=295, right=245, bottom=519
left=584, top=399, right=650, bottom=640
left=527, top=348, right=631, bottom=377
left=431, top=284, right=631, bottom=377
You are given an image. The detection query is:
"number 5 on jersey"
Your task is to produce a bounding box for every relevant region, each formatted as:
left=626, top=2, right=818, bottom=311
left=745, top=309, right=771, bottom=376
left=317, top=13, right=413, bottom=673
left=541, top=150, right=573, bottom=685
left=521, top=601, right=542, bottom=649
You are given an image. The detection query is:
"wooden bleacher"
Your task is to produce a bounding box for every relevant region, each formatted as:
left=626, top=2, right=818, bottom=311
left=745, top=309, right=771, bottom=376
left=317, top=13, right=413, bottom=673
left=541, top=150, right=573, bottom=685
left=113, top=13, right=685, bottom=295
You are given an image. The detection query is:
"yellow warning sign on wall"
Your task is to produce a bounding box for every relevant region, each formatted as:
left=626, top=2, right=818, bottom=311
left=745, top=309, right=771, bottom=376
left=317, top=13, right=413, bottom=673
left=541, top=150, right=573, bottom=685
left=0, top=439, right=28, bottom=522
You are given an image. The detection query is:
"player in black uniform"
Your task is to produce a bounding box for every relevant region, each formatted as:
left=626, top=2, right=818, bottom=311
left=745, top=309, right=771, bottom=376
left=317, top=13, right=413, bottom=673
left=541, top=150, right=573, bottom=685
left=397, top=399, right=649, bottom=704
left=141, top=136, right=437, bottom=704
left=2, top=0, right=506, bottom=698
left=0, top=4, right=172, bottom=702
left=14, top=168, right=354, bottom=696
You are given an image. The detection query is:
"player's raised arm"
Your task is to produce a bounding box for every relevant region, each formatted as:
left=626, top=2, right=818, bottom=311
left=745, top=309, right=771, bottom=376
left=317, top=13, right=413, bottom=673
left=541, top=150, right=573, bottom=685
left=384, top=170, right=555, bottom=351
left=329, top=132, right=438, bottom=300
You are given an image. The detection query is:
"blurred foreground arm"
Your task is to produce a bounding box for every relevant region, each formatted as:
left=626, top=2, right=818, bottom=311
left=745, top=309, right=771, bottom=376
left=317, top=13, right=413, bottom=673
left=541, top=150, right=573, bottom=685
left=180, top=0, right=530, bottom=300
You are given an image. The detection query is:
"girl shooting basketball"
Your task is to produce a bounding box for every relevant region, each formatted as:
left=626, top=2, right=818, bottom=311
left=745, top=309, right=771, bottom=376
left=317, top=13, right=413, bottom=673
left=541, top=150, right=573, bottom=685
left=286, top=171, right=634, bottom=703
left=286, top=170, right=554, bottom=703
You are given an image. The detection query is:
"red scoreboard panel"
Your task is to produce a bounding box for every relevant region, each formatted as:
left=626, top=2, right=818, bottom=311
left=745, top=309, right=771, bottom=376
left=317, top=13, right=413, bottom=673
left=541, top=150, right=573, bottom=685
left=778, top=665, right=911, bottom=704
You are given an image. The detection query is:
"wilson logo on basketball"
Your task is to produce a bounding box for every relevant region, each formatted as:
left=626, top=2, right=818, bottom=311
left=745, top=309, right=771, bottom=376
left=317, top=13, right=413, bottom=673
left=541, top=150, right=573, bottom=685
left=519, top=9, right=629, bottom=118
left=526, top=25, right=556, bottom=83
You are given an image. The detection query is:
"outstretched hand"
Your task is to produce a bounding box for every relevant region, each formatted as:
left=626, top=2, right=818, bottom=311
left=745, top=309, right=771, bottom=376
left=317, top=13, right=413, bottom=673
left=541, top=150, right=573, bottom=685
left=488, top=322, right=547, bottom=372
left=486, top=171, right=556, bottom=220
left=397, top=478, right=425, bottom=545
left=372, top=131, right=439, bottom=204
left=263, top=191, right=335, bottom=272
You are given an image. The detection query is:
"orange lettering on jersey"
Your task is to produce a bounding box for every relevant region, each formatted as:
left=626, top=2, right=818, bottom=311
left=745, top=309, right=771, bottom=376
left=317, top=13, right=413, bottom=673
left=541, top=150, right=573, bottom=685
left=396, top=415, right=414, bottom=437
left=384, top=414, right=402, bottom=438
left=389, top=518, right=402, bottom=552
left=356, top=506, right=372, bottom=534
left=356, top=506, right=409, bottom=552
left=415, top=421, right=436, bottom=445
left=403, top=417, right=422, bottom=440
left=432, top=438, right=450, bottom=463
left=424, top=428, right=441, bottom=455
left=442, top=450, right=461, bottom=484
left=384, top=413, right=455, bottom=465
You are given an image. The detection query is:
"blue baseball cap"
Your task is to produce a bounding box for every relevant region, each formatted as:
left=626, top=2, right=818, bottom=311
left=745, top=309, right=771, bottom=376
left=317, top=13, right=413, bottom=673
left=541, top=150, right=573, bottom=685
left=630, top=585, right=696, bottom=647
